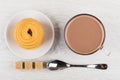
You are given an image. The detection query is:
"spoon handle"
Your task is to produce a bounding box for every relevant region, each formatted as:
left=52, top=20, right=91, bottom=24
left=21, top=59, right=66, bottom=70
left=70, top=64, right=108, bottom=70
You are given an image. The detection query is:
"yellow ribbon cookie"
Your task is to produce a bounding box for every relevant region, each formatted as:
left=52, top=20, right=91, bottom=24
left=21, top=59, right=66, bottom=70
left=14, top=18, right=44, bottom=49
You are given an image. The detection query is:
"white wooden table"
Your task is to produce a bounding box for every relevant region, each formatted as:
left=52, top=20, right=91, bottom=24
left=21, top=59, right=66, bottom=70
left=0, top=0, right=120, bottom=80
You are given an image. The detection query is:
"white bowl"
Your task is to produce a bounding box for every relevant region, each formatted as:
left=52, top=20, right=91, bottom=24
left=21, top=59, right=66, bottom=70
left=5, top=10, right=54, bottom=59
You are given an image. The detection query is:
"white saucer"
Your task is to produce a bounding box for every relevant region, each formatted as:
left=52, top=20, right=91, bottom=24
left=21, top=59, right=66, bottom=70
left=5, top=10, right=54, bottom=59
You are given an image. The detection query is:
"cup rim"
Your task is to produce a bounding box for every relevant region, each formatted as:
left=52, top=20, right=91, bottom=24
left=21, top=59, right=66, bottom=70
left=64, top=13, right=106, bottom=55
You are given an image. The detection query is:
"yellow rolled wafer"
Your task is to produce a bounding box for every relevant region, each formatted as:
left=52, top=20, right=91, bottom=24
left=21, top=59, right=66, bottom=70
left=16, top=62, right=23, bottom=69
left=35, top=61, right=44, bottom=69
left=14, top=18, right=44, bottom=49
left=25, top=62, right=32, bottom=70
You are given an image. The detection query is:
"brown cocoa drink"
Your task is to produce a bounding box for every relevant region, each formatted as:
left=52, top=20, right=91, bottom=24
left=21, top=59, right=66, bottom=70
left=65, top=14, right=105, bottom=55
